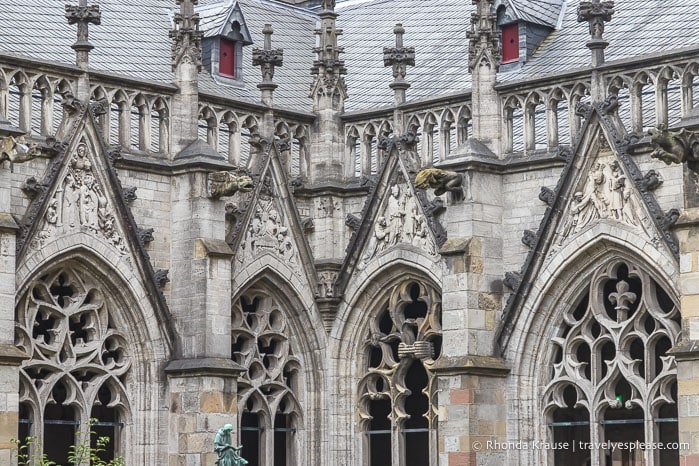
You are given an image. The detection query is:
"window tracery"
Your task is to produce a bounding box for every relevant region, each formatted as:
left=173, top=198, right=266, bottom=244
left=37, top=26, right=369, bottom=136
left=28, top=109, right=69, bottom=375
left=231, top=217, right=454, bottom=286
left=15, top=266, right=131, bottom=464
left=544, top=261, right=680, bottom=466
left=231, top=288, right=302, bottom=466
left=358, top=280, right=442, bottom=466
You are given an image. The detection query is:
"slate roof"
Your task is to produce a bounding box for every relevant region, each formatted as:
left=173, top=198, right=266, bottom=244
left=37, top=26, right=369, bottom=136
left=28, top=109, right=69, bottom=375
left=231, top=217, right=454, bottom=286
left=0, top=0, right=315, bottom=110
left=337, top=0, right=471, bottom=111
left=501, top=0, right=699, bottom=83
left=198, top=0, right=317, bottom=109
left=507, top=0, right=564, bottom=28
left=198, top=0, right=252, bottom=42
left=0, top=0, right=698, bottom=113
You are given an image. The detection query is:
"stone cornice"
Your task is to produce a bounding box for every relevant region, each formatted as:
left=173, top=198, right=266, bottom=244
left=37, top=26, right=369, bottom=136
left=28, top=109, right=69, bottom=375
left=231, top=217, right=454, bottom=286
left=431, top=355, right=510, bottom=377
left=164, top=358, right=245, bottom=377
left=0, top=344, right=30, bottom=366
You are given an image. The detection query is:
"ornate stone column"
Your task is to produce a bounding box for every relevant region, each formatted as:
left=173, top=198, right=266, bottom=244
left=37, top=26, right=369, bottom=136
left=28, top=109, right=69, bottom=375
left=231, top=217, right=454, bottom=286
left=650, top=127, right=699, bottom=464
left=0, top=123, right=40, bottom=464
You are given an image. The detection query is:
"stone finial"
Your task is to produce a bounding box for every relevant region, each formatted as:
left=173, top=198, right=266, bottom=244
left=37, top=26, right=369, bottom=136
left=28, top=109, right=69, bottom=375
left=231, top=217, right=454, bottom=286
left=65, top=0, right=101, bottom=69
left=383, top=24, right=415, bottom=106
left=169, top=0, right=203, bottom=71
left=310, top=0, right=347, bottom=108
left=577, top=0, right=614, bottom=67
left=65, top=0, right=101, bottom=101
left=253, top=24, right=284, bottom=105
left=467, top=0, right=500, bottom=71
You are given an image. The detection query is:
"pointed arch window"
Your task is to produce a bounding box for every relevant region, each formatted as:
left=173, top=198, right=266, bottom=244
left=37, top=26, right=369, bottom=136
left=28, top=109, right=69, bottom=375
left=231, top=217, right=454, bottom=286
left=15, top=266, right=130, bottom=464
left=231, top=288, right=303, bottom=466
left=544, top=261, right=680, bottom=466
left=359, top=280, right=442, bottom=466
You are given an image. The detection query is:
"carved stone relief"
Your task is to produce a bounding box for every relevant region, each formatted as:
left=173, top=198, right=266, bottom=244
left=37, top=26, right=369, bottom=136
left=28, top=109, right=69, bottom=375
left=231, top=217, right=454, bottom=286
left=361, top=183, right=437, bottom=266
left=32, top=141, right=127, bottom=254
left=317, top=271, right=336, bottom=297
left=236, top=194, right=300, bottom=270
left=555, top=138, right=651, bottom=248
left=315, top=196, right=341, bottom=219
left=0, top=235, right=9, bottom=256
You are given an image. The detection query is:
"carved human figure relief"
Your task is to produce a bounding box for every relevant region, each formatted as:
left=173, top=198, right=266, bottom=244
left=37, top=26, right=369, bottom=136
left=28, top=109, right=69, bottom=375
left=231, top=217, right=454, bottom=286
left=362, top=183, right=437, bottom=266
left=236, top=194, right=300, bottom=272
left=32, top=141, right=127, bottom=254
left=556, top=136, right=650, bottom=248
left=317, top=271, right=336, bottom=297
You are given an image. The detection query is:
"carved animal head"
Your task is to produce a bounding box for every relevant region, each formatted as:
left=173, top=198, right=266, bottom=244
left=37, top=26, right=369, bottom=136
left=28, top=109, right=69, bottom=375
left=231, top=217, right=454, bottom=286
left=647, top=124, right=690, bottom=166
left=237, top=175, right=254, bottom=193
left=414, top=168, right=448, bottom=190
left=414, top=168, right=462, bottom=196
left=0, top=136, right=42, bottom=163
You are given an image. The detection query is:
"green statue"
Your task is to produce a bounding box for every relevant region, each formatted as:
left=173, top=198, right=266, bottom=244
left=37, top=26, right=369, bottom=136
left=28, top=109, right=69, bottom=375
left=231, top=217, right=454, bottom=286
left=214, top=424, right=248, bottom=466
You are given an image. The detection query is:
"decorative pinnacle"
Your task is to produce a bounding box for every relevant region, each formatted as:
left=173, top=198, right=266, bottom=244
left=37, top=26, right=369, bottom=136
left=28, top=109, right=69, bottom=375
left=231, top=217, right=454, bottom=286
left=383, top=23, right=415, bottom=103
left=169, top=0, right=203, bottom=71
left=253, top=24, right=283, bottom=94
left=65, top=0, right=101, bottom=67
left=577, top=0, right=614, bottom=66
left=467, top=0, right=500, bottom=71
left=311, top=0, right=346, bottom=77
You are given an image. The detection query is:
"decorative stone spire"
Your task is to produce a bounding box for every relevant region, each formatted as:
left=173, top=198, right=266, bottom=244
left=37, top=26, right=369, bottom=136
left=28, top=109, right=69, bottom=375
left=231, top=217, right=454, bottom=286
left=253, top=24, right=283, bottom=108
left=170, top=0, right=203, bottom=72
left=310, top=0, right=347, bottom=112
left=467, top=0, right=502, bottom=151
left=577, top=0, right=614, bottom=67
left=467, top=0, right=500, bottom=72
left=65, top=0, right=101, bottom=101
left=169, top=0, right=203, bottom=156
left=383, top=24, right=415, bottom=108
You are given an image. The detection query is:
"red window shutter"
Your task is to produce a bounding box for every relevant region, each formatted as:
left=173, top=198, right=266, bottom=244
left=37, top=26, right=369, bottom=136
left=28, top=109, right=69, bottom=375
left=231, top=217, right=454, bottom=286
left=219, top=39, right=236, bottom=77
left=502, top=23, right=519, bottom=64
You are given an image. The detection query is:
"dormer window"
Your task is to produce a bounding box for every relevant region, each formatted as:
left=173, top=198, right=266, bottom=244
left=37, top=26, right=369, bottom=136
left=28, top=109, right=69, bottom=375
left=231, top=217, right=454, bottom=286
left=501, top=23, right=519, bottom=63
left=196, top=1, right=252, bottom=83
left=219, top=38, right=236, bottom=78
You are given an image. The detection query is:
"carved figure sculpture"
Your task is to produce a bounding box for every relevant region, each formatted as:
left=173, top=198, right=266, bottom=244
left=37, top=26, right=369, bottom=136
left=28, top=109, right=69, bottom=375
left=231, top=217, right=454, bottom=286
left=0, top=136, right=43, bottom=163
left=214, top=424, right=248, bottom=466
left=34, top=142, right=127, bottom=254
left=648, top=124, right=699, bottom=171
left=414, top=168, right=463, bottom=196
left=208, top=171, right=255, bottom=198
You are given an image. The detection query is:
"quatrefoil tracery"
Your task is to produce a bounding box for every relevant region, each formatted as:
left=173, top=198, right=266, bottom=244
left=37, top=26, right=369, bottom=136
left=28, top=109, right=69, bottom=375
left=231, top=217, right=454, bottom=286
left=16, top=267, right=131, bottom=420
left=232, top=289, right=302, bottom=421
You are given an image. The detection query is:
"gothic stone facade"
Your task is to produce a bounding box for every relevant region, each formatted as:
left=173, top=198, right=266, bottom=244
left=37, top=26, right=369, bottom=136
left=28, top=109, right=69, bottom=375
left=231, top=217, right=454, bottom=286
left=1, top=0, right=699, bottom=465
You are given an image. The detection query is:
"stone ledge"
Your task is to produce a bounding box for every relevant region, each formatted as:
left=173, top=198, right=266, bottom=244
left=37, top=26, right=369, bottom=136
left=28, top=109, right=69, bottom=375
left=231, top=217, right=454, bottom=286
left=674, top=208, right=699, bottom=228
left=431, top=355, right=510, bottom=377
left=0, top=344, right=29, bottom=366
left=439, top=237, right=471, bottom=256
left=195, top=238, right=234, bottom=258
left=164, top=358, right=245, bottom=377
left=0, top=213, right=19, bottom=232
left=669, top=340, right=699, bottom=361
